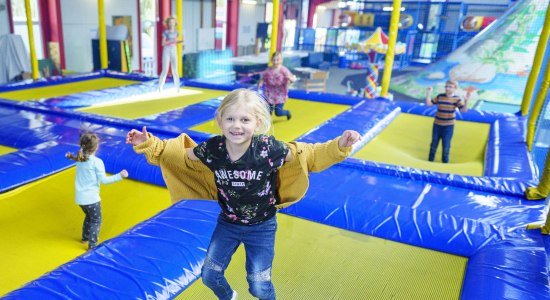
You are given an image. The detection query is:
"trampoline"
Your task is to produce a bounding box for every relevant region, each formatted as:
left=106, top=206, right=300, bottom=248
left=0, top=168, right=171, bottom=295
left=0, top=77, right=138, bottom=101
left=0, top=73, right=548, bottom=299
left=353, top=113, right=490, bottom=176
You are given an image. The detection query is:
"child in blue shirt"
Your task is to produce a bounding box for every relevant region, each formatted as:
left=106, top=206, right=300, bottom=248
left=66, top=133, right=128, bottom=249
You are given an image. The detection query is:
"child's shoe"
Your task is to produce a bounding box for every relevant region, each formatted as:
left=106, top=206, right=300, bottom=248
left=230, top=290, right=238, bottom=300
left=287, top=111, right=292, bottom=121
left=88, top=243, right=97, bottom=250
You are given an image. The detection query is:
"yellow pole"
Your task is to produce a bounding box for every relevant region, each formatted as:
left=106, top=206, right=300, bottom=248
left=521, top=6, right=550, bottom=116
left=268, top=0, right=280, bottom=66
left=176, top=0, right=183, bottom=77
left=380, top=0, right=402, bottom=98
left=98, top=0, right=108, bottom=69
left=24, top=0, right=39, bottom=80
left=526, top=59, right=550, bottom=150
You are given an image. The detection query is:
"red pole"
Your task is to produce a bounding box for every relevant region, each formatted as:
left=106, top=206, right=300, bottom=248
left=226, top=0, right=239, bottom=56
left=307, top=0, right=317, bottom=28
left=137, top=0, right=142, bottom=72
left=54, top=0, right=66, bottom=69
left=156, top=0, right=171, bottom=75
left=39, top=0, right=50, bottom=56
left=276, top=0, right=285, bottom=51
left=7, top=0, right=14, bottom=33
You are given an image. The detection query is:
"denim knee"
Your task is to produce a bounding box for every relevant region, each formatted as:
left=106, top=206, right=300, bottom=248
left=201, top=258, right=224, bottom=288
left=248, top=268, right=275, bottom=299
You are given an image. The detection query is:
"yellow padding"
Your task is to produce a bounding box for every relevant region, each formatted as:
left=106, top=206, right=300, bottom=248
left=0, top=145, right=16, bottom=156
left=353, top=113, right=489, bottom=176
left=0, top=78, right=137, bottom=101
left=79, top=87, right=228, bottom=119
left=0, top=168, right=171, bottom=295
left=191, top=98, right=349, bottom=142
left=178, top=214, right=467, bottom=299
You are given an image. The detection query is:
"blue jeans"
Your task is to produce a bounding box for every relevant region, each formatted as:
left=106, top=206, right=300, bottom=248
left=270, top=103, right=290, bottom=119
left=202, top=215, right=277, bottom=300
left=429, top=124, right=454, bottom=163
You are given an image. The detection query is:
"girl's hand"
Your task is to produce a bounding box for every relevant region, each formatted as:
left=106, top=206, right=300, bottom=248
left=126, top=126, right=149, bottom=146
left=339, top=130, right=361, bottom=148
left=120, top=169, right=129, bottom=178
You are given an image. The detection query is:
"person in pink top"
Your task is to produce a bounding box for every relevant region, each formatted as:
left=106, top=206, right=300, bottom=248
left=258, top=52, right=297, bottom=120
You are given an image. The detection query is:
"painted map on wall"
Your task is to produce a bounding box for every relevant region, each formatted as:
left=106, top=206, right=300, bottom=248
left=390, top=0, right=549, bottom=106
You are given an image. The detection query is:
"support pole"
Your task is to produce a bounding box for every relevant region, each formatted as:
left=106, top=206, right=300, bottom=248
left=24, top=0, right=39, bottom=79
left=269, top=0, right=280, bottom=65
left=380, top=0, right=402, bottom=98
left=98, top=0, right=108, bottom=69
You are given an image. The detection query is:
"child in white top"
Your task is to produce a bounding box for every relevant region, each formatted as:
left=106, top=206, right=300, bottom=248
left=66, top=133, right=128, bottom=249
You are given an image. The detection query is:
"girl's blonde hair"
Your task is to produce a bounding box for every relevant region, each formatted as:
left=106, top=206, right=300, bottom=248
left=164, top=16, right=177, bottom=27
left=216, top=89, right=271, bottom=135
left=67, top=133, right=99, bottom=162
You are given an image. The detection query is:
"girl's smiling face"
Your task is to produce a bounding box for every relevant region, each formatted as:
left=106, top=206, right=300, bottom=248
left=217, top=104, right=260, bottom=148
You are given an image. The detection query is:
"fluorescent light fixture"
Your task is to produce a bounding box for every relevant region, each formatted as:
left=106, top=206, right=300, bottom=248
left=242, top=0, right=257, bottom=5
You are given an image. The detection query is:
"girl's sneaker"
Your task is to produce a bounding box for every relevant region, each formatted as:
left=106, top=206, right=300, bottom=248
left=231, top=290, right=238, bottom=300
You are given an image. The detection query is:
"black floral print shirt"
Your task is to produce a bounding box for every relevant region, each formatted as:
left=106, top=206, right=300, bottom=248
left=194, top=135, right=289, bottom=225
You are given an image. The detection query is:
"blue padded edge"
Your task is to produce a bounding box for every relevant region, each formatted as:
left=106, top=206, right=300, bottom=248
left=288, top=89, right=363, bottom=105
left=37, top=80, right=159, bottom=109
left=3, top=200, right=220, bottom=299
left=136, top=98, right=222, bottom=131
left=0, top=70, right=153, bottom=93
left=297, top=99, right=400, bottom=145
left=0, top=141, right=79, bottom=192
left=182, top=79, right=247, bottom=91
left=0, top=71, right=104, bottom=92
left=462, top=232, right=550, bottom=300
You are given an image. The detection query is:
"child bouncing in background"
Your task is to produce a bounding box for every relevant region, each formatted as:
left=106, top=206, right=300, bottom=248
left=66, top=133, right=128, bottom=250
left=158, top=16, right=182, bottom=93
left=258, top=52, right=297, bottom=120
left=126, top=89, right=360, bottom=300
left=425, top=80, right=471, bottom=163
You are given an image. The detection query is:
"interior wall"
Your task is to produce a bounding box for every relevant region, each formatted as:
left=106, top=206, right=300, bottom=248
left=238, top=3, right=265, bottom=53
left=61, top=0, right=138, bottom=73
left=0, top=0, right=9, bottom=36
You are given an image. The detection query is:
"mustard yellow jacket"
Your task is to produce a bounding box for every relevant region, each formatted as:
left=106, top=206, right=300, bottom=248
left=134, top=133, right=351, bottom=208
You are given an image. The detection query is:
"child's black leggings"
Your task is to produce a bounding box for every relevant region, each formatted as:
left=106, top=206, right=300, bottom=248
left=80, top=202, right=102, bottom=247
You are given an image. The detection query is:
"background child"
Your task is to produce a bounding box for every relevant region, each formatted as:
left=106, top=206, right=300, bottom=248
left=258, top=52, right=297, bottom=120
left=425, top=80, right=471, bottom=163
left=66, top=133, right=128, bottom=250
left=158, top=16, right=182, bottom=93
left=126, top=89, right=360, bottom=300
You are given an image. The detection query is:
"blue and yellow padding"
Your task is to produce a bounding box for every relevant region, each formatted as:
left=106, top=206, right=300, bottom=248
left=3, top=200, right=219, bottom=299
left=0, top=70, right=152, bottom=93
left=1, top=73, right=548, bottom=299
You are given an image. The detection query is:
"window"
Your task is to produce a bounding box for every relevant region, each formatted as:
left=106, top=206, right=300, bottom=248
left=11, top=0, right=44, bottom=59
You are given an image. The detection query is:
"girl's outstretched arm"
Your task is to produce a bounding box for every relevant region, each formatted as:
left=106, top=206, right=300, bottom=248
left=126, top=126, right=149, bottom=146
